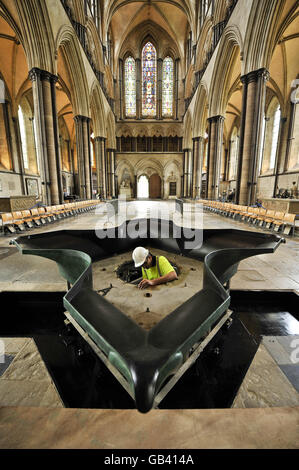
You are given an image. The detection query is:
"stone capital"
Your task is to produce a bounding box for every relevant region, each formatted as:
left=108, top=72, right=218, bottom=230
left=208, top=115, right=225, bottom=123
left=241, top=68, right=270, bottom=85
left=73, top=115, right=91, bottom=123
left=29, top=67, right=58, bottom=83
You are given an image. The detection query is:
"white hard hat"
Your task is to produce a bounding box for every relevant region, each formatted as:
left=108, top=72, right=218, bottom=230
left=132, top=247, right=149, bottom=267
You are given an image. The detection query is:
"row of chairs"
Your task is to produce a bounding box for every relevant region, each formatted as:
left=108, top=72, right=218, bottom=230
left=199, top=200, right=296, bottom=236
left=0, top=200, right=101, bottom=235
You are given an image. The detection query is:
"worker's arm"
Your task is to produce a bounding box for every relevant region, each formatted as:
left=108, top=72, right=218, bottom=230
left=138, top=270, right=177, bottom=289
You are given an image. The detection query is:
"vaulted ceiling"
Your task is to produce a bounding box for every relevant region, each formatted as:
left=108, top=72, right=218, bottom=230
left=103, top=0, right=194, bottom=61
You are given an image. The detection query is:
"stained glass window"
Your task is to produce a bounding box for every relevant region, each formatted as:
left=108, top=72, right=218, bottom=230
left=142, top=42, right=157, bottom=117
left=162, top=57, right=174, bottom=117
left=125, top=57, right=136, bottom=117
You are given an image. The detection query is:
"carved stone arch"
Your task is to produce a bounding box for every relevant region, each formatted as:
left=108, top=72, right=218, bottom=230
left=183, top=110, right=192, bottom=149
left=209, top=27, right=242, bottom=116
left=195, top=17, right=213, bottom=71
left=214, top=0, right=230, bottom=24
left=56, top=25, right=90, bottom=116
left=86, top=18, right=104, bottom=72
left=72, top=0, right=85, bottom=24
left=90, top=81, right=105, bottom=137
left=243, top=0, right=285, bottom=73
left=152, top=125, right=164, bottom=137
left=116, top=158, right=135, bottom=181
left=161, top=47, right=177, bottom=61
left=184, top=64, right=195, bottom=99
left=138, top=127, right=149, bottom=137
left=106, top=110, right=116, bottom=148
left=193, top=82, right=208, bottom=137
left=0, top=1, right=24, bottom=45
left=14, top=0, right=56, bottom=73
left=164, top=158, right=182, bottom=173
left=135, top=158, right=163, bottom=178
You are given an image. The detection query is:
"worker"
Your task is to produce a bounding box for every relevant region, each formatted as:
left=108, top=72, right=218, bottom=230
left=132, top=246, right=178, bottom=289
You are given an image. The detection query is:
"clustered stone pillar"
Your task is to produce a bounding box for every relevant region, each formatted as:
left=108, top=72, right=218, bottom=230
left=183, top=148, right=192, bottom=197
left=101, top=137, right=107, bottom=199
left=183, top=149, right=188, bottom=197
left=192, top=137, right=203, bottom=198
left=187, top=148, right=193, bottom=197
left=74, top=115, right=92, bottom=200
left=236, top=68, right=270, bottom=205
left=29, top=68, right=62, bottom=205
left=207, top=115, right=225, bottom=200
left=94, top=136, right=103, bottom=197
left=106, top=148, right=116, bottom=198
left=175, top=59, right=180, bottom=120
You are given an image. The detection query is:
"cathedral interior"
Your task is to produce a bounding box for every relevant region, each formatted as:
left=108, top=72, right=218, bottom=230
left=0, top=0, right=298, bottom=450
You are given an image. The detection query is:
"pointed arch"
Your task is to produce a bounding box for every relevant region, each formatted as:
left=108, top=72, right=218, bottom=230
left=209, top=26, right=242, bottom=116
left=90, top=81, right=106, bottom=138
left=56, top=25, right=90, bottom=116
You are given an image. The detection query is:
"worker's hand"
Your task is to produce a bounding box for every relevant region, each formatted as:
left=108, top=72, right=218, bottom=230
left=138, top=279, right=155, bottom=289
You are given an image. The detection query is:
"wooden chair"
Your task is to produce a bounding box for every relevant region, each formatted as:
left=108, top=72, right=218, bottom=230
left=11, top=211, right=26, bottom=231
left=1, top=213, right=17, bottom=233
left=271, top=212, right=285, bottom=232
left=21, top=210, right=34, bottom=228
left=37, top=207, right=50, bottom=224
left=30, top=208, right=42, bottom=226
left=282, top=213, right=296, bottom=236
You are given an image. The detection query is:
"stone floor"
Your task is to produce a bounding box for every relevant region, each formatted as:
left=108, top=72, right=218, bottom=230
left=0, top=200, right=298, bottom=448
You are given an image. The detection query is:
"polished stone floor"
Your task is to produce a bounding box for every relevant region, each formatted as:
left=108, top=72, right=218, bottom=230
left=0, top=200, right=298, bottom=448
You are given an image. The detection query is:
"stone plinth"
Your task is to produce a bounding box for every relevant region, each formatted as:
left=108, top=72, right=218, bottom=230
left=0, top=196, right=37, bottom=212
left=261, top=198, right=299, bottom=214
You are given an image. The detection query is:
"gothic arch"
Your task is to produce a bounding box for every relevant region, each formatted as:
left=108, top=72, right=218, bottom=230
left=90, top=81, right=106, bottom=137
left=106, top=110, right=116, bottom=148
left=183, top=110, right=192, bottom=149
left=243, top=0, right=286, bottom=73
left=86, top=18, right=104, bottom=72
left=195, top=16, right=213, bottom=71
left=56, top=25, right=90, bottom=117
left=209, top=27, right=242, bottom=116
left=193, top=82, right=208, bottom=137
left=135, top=158, right=164, bottom=178
left=15, top=0, right=56, bottom=73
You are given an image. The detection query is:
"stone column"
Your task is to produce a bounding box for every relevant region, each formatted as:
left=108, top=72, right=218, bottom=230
left=118, top=59, right=123, bottom=120
left=207, top=115, right=225, bottom=200
left=101, top=137, right=107, bottom=198
left=187, top=148, right=193, bottom=198
left=94, top=137, right=103, bottom=196
left=175, top=59, right=180, bottom=120
left=157, top=58, right=163, bottom=119
left=194, top=137, right=204, bottom=198
left=237, top=68, right=269, bottom=205
left=183, top=149, right=188, bottom=197
left=192, top=138, right=198, bottom=198
left=111, top=149, right=116, bottom=198
left=12, top=116, right=26, bottom=194
left=136, top=58, right=141, bottom=119
left=106, top=148, right=111, bottom=197
left=273, top=116, right=287, bottom=197
left=284, top=101, right=296, bottom=171
left=29, top=68, right=62, bottom=205
left=74, top=116, right=92, bottom=199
